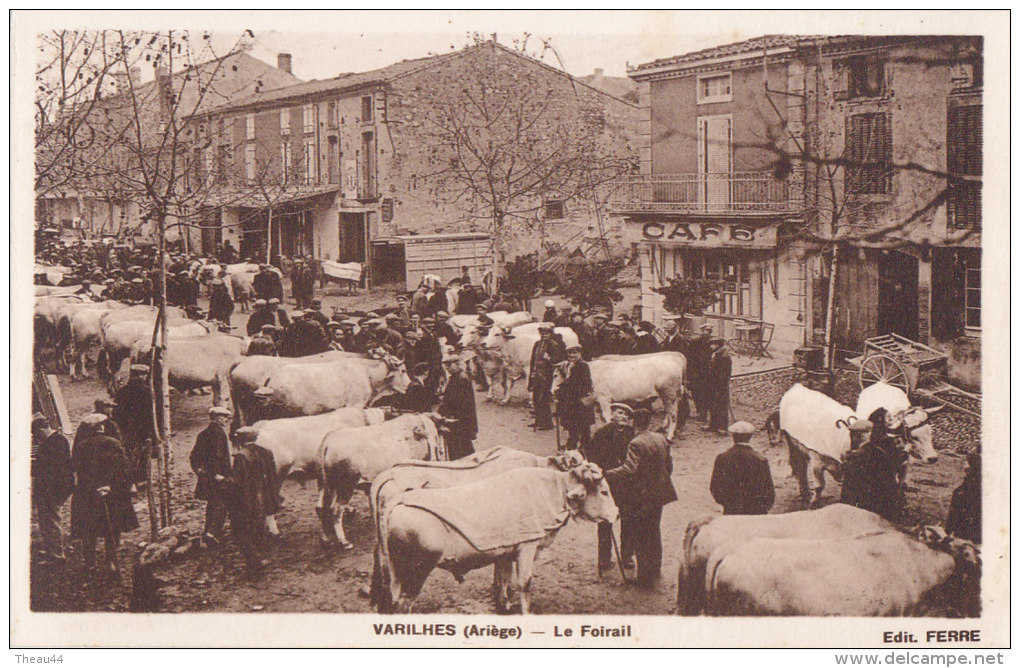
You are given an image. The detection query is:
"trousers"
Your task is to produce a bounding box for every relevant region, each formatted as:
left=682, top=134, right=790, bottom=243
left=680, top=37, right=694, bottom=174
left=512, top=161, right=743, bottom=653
left=204, top=499, right=228, bottom=538
left=34, top=499, right=65, bottom=559
left=620, top=507, right=663, bottom=585
left=531, top=380, right=553, bottom=429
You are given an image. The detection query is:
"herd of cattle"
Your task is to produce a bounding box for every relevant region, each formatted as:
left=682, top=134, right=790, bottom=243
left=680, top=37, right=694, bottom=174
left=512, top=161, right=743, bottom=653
left=33, top=282, right=978, bottom=616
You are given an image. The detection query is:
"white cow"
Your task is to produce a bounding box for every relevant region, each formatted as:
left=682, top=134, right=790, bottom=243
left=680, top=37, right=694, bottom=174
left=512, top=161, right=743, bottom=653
left=124, top=333, right=248, bottom=405
left=317, top=413, right=445, bottom=549
left=455, top=311, right=536, bottom=349
left=66, top=301, right=129, bottom=379
left=857, top=382, right=938, bottom=464
left=552, top=351, right=688, bottom=440
left=474, top=323, right=580, bottom=404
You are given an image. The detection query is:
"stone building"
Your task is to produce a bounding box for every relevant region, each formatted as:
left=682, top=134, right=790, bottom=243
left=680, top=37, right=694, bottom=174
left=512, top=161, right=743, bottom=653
left=614, top=35, right=982, bottom=386
left=193, top=41, right=639, bottom=285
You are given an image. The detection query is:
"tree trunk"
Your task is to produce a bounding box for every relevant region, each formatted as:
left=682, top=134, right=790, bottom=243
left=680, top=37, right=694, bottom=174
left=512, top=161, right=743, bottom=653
left=154, top=212, right=173, bottom=529
left=266, top=207, right=273, bottom=265
left=491, top=211, right=503, bottom=296
left=823, top=248, right=839, bottom=369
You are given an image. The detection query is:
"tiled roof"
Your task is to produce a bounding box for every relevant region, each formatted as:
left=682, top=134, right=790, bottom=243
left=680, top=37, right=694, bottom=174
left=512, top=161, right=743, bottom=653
left=630, top=34, right=814, bottom=73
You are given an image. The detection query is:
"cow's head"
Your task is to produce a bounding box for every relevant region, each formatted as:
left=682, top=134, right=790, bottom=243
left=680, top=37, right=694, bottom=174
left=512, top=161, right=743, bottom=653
left=917, top=525, right=981, bottom=576
left=889, top=407, right=938, bottom=463
left=565, top=463, right=618, bottom=524
left=382, top=356, right=413, bottom=394
left=549, top=362, right=570, bottom=395
left=481, top=326, right=514, bottom=350
left=549, top=449, right=586, bottom=471
left=458, top=325, right=481, bottom=350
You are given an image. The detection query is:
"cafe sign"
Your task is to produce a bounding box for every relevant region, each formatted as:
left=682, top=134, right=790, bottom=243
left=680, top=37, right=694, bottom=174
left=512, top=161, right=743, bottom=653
left=641, top=221, right=777, bottom=248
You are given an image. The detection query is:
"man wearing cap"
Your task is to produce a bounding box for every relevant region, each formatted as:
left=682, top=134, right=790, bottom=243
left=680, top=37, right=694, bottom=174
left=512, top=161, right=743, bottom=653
left=605, top=408, right=677, bottom=586
left=377, top=316, right=406, bottom=355
left=245, top=299, right=270, bottom=336
left=335, top=320, right=362, bottom=353
left=208, top=277, right=234, bottom=325
left=113, top=364, right=158, bottom=483
left=70, top=414, right=138, bottom=575
left=191, top=407, right=233, bottom=545
left=247, top=325, right=279, bottom=356
left=568, top=311, right=595, bottom=361
left=710, top=422, right=775, bottom=515
left=438, top=353, right=478, bottom=460
left=410, top=285, right=429, bottom=317
left=281, top=310, right=328, bottom=357
left=32, top=413, right=74, bottom=563
left=178, top=270, right=200, bottom=308
left=528, top=322, right=566, bottom=431
left=88, top=398, right=122, bottom=442
left=291, top=260, right=315, bottom=309
left=393, top=294, right=413, bottom=331
left=688, top=324, right=715, bottom=421
left=414, top=319, right=444, bottom=394
left=253, top=264, right=283, bottom=302
left=432, top=311, right=459, bottom=350
left=590, top=313, right=612, bottom=358
left=633, top=321, right=660, bottom=355
left=542, top=300, right=558, bottom=323
left=554, top=344, right=596, bottom=452
left=839, top=410, right=906, bottom=523
left=267, top=297, right=292, bottom=331
left=705, top=336, right=732, bottom=435
left=227, top=426, right=280, bottom=571
left=582, top=403, right=635, bottom=573
left=659, top=317, right=685, bottom=354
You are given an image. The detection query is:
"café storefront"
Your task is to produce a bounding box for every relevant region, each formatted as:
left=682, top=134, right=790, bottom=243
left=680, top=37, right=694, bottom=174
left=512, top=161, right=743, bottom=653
left=635, top=218, right=813, bottom=358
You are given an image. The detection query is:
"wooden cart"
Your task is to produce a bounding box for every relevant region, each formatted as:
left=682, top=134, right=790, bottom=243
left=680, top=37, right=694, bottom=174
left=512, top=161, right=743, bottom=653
left=846, top=333, right=980, bottom=418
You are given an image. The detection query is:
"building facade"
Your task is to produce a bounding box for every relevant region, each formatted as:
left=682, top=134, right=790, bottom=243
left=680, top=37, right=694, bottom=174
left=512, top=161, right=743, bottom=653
left=615, top=35, right=982, bottom=387
left=195, top=41, right=639, bottom=285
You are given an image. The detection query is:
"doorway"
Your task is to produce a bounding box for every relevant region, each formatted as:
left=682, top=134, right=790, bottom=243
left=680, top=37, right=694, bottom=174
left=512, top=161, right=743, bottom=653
left=877, top=250, right=919, bottom=340
left=698, top=115, right=732, bottom=210
left=339, top=212, right=366, bottom=263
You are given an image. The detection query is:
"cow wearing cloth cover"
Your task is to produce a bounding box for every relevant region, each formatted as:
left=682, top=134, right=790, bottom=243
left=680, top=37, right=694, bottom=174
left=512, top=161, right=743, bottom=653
left=381, top=462, right=616, bottom=614
left=369, top=447, right=584, bottom=611
left=768, top=382, right=937, bottom=506
left=317, top=413, right=447, bottom=550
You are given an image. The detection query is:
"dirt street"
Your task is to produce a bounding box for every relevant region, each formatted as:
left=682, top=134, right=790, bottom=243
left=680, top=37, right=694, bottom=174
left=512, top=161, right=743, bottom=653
left=29, top=289, right=977, bottom=615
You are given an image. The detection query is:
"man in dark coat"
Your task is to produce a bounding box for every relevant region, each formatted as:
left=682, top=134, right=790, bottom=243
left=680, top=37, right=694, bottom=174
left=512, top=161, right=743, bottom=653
left=245, top=300, right=273, bottom=337
left=224, top=427, right=281, bottom=573
left=582, top=403, right=635, bottom=572
left=70, top=415, right=139, bottom=575
left=542, top=300, right=558, bottom=323
left=705, top=337, right=732, bottom=435
left=946, top=452, right=981, bottom=543
left=554, top=345, right=596, bottom=452
left=632, top=321, right=659, bottom=355
left=659, top=316, right=685, bottom=353
left=281, top=311, right=328, bottom=357
left=291, top=261, right=312, bottom=309
left=710, top=421, right=775, bottom=515
left=590, top=313, right=612, bottom=358
left=687, top=323, right=715, bottom=421
left=527, top=323, right=566, bottom=431
left=246, top=325, right=279, bottom=356
left=208, top=278, right=234, bottom=325
left=414, top=319, right=444, bottom=395
left=307, top=298, right=330, bottom=331
left=113, top=364, right=158, bottom=483
left=267, top=298, right=292, bottom=330
left=32, top=413, right=74, bottom=563
left=427, top=287, right=448, bottom=317
left=397, top=363, right=438, bottom=413
left=190, top=406, right=233, bottom=545
left=410, top=285, right=429, bottom=317
left=253, top=265, right=283, bottom=302
left=840, top=409, right=907, bottom=523
left=433, top=311, right=460, bottom=350
left=438, top=353, right=478, bottom=460
left=568, top=312, right=596, bottom=361
left=605, top=408, right=678, bottom=586
left=177, top=271, right=200, bottom=308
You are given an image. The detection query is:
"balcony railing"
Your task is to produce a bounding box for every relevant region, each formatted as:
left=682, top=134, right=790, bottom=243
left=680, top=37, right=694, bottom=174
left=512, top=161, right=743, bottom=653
left=609, top=172, right=796, bottom=214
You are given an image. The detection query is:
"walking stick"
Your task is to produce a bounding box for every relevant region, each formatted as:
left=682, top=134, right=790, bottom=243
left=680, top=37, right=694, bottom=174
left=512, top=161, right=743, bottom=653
left=610, top=527, right=629, bottom=582
left=554, top=403, right=562, bottom=453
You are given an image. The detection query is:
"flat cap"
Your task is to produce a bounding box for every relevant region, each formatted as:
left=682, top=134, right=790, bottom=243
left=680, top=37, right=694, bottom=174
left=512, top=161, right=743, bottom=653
left=435, top=310, right=449, bottom=318
left=326, top=321, right=343, bottom=330
left=421, top=317, right=435, bottom=325
left=129, top=364, right=150, bottom=375
left=566, top=344, right=583, bottom=352
left=209, top=406, right=231, bottom=417
left=728, top=421, right=756, bottom=435
left=544, top=300, right=555, bottom=308
left=254, top=386, right=275, bottom=396
left=609, top=403, right=634, bottom=416
left=268, top=297, right=281, bottom=305
left=254, top=299, right=268, bottom=306
left=442, top=351, right=461, bottom=363
left=699, top=323, right=714, bottom=331
left=260, top=324, right=277, bottom=332
left=537, top=322, right=554, bottom=330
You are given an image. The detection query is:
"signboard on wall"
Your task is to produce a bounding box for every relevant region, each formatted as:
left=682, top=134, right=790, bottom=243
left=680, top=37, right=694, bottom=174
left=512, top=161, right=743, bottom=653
left=640, top=221, right=778, bottom=248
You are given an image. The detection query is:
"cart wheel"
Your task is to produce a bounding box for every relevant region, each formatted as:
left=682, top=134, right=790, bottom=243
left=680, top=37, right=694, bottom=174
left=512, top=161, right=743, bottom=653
left=858, top=353, right=910, bottom=394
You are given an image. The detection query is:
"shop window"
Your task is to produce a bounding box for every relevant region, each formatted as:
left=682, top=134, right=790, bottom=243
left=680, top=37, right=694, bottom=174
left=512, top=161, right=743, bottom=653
left=697, top=73, right=732, bottom=104
left=685, top=251, right=759, bottom=319
left=845, top=112, right=892, bottom=195
left=947, top=104, right=982, bottom=230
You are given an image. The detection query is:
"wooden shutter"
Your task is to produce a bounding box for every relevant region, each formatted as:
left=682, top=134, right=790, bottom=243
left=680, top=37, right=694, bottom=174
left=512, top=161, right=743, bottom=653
left=947, top=105, right=982, bottom=229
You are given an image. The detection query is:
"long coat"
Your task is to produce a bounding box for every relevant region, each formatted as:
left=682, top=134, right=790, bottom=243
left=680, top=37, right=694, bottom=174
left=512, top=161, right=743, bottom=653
left=32, top=431, right=74, bottom=506
left=632, top=333, right=659, bottom=355
left=706, top=347, right=732, bottom=403
left=583, top=422, right=633, bottom=500
left=70, top=434, right=139, bottom=538
left=190, top=423, right=232, bottom=501
left=208, top=283, right=234, bottom=323
left=710, top=444, right=775, bottom=515
left=252, top=270, right=283, bottom=302
left=840, top=441, right=906, bottom=523
left=113, top=380, right=157, bottom=446
left=438, top=372, right=478, bottom=460
left=528, top=337, right=566, bottom=390
left=554, top=359, right=596, bottom=429
left=606, top=431, right=678, bottom=513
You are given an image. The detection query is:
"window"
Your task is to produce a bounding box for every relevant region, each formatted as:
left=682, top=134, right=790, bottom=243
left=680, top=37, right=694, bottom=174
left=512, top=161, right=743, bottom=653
left=245, top=113, right=255, bottom=140
left=303, top=104, right=315, bottom=134
left=964, top=262, right=980, bottom=330
left=216, top=144, right=230, bottom=184
left=303, top=137, right=317, bottom=184
left=327, top=101, right=337, bottom=128
left=280, top=110, right=291, bottom=136
left=280, top=141, right=292, bottom=183
left=203, top=149, right=214, bottom=182
left=846, top=55, right=887, bottom=98
left=845, top=112, right=892, bottom=195
left=361, top=95, right=373, bottom=122
left=697, top=73, right=732, bottom=104
left=684, top=251, right=759, bottom=318
left=544, top=199, right=566, bottom=220
left=244, top=144, right=256, bottom=183
left=947, top=104, right=982, bottom=230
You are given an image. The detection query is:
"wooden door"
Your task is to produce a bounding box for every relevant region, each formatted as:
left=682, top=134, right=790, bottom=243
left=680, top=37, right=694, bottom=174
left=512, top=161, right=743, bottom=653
left=698, top=115, right=731, bottom=211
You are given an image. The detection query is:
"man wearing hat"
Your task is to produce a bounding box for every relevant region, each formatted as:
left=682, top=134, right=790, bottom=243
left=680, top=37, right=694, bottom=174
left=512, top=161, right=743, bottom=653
left=281, top=309, right=328, bottom=357
left=393, top=294, right=413, bottom=329
left=376, top=315, right=406, bottom=354
left=542, top=300, right=559, bottom=324
left=605, top=408, right=678, bottom=586
left=335, top=319, right=362, bottom=353
left=267, top=297, right=292, bottom=330
left=705, top=336, right=732, bottom=435
left=177, top=270, right=200, bottom=308
left=659, top=316, right=685, bottom=354
left=688, top=323, right=715, bottom=421
left=710, top=422, right=775, bottom=515
left=70, top=413, right=139, bottom=575
left=554, top=344, right=596, bottom=452
left=582, top=403, right=635, bottom=572
left=839, top=410, right=906, bottom=523
left=528, top=322, right=566, bottom=431
left=32, top=413, right=74, bottom=563
left=253, top=264, right=283, bottom=302
left=632, top=321, right=660, bottom=355
left=568, top=311, right=595, bottom=361
left=291, top=259, right=315, bottom=309
left=88, top=398, right=122, bottom=442
left=113, top=364, right=159, bottom=483
left=227, top=426, right=281, bottom=571
left=208, top=276, right=234, bottom=325
left=438, top=352, right=478, bottom=460
left=413, top=319, right=443, bottom=393
left=432, top=311, right=459, bottom=350
left=590, top=313, right=612, bottom=358
left=247, top=324, right=279, bottom=356
left=191, top=406, right=234, bottom=545
left=246, top=299, right=270, bottom=337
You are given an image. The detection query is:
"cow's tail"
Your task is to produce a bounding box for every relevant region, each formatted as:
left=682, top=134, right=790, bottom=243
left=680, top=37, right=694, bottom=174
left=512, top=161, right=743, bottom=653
left=677, top=515, right=714, bottom=616
left=763, top=410, right=782, bottom=448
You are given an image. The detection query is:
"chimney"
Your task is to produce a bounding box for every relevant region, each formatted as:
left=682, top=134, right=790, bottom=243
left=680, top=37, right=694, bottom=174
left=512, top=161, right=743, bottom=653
left=593, top=68, right=605, bottom=85
left=277, top=53, right=292, bottom=74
